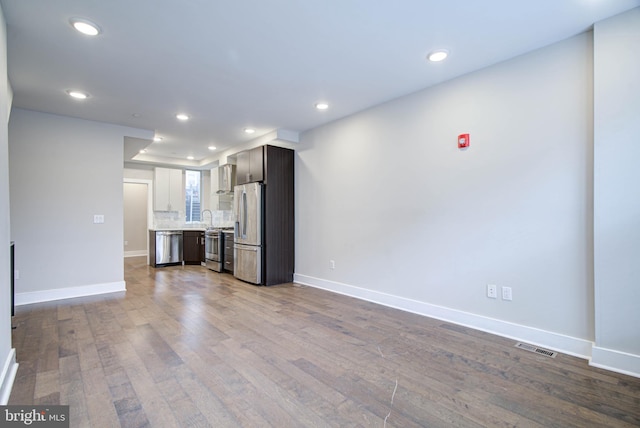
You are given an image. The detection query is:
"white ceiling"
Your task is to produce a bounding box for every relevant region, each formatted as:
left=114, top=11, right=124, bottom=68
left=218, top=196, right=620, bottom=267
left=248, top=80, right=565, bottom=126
left=2, top=0, right=639, bottom=168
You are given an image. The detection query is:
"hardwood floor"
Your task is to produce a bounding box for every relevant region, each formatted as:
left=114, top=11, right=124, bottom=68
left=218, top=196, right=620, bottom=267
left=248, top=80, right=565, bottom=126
left=9, top=256, right=640, bottom=427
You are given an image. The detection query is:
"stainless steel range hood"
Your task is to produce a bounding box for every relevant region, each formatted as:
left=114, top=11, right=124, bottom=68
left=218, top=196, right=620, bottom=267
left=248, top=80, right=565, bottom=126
left=217, top=164, right=236, bottom=194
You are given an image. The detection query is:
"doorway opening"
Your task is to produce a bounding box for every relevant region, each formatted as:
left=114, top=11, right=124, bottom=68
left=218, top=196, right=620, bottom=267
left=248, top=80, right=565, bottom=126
left=123, top=179, right=153, bottom=261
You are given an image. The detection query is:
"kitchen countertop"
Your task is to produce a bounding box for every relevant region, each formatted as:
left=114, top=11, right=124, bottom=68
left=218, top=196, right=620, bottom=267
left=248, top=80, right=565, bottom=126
left=149, top=227, right=208, bottom=232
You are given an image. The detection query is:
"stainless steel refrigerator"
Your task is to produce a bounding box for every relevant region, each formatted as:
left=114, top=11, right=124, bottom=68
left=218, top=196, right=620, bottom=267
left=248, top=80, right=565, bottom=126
left=233, top=182, right=263, bottom=284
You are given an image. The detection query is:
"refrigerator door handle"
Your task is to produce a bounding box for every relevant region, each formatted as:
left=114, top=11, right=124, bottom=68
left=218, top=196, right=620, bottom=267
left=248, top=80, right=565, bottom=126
left=234, top=187, right=240, bottom=240
left=237, top=190, right=242, bottom=239
left=255, top=183, right=262, bottom=246
left=241, top=189, right=248, bottom=239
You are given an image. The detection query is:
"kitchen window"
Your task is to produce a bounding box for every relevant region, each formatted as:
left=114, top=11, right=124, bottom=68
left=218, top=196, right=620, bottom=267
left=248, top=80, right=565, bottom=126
left=185, top=170, right=201, bottom=222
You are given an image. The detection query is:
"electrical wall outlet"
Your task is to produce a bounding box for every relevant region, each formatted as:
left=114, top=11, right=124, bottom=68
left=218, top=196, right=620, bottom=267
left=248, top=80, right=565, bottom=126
left=487, top=284, right=497, bottom=299
left=329, top=260, right=335, bottom=269
left=14, top=270, right=19, bottom=280
left=502, top=286, right=513, bottom=301
left=93, top=214, right=105, bottom=224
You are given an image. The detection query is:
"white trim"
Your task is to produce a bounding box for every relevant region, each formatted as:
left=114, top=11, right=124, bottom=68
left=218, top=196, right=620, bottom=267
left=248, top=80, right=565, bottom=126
left=0, top=349, right=18, bottom=405
left=15, top=281, right=126, bottom=306
left=124, top=250, right=147, bottom=258
left=591, top=346, right=640, bottom=379
left=294, top=274, right=593, bottom=360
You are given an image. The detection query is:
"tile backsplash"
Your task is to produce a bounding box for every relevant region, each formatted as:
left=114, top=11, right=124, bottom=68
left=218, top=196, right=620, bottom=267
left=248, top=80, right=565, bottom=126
left=210, top=210, right=234, bottom=227
left=153, top=210, right=234, bottom=229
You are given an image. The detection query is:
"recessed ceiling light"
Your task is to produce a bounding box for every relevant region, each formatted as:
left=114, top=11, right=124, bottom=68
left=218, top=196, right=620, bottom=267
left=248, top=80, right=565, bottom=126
left=244, top=128, right=255, bottom=134
left=427, top=49, right=449, bottom=62
left=139, top=149, right=147, bottom=154
left=70, top=18, right=101, bottom=36
left=131, top=113, right=141, bottom=118
left=176, top=113, right=190, bottom=121
left=187, top=156, right=195, bottom=160
left=66, top=90, right=89, bottom=99
left=208, top=146, right=217, bottom=151
left=153, top=136, right=163, bottom=142
left=315, top=102, right=329, bottom=110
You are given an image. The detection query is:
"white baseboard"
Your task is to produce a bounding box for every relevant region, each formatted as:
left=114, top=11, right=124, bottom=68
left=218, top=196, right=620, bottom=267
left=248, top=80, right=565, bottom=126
left=0, top=349, right=18, bottom=405
left=15, top=281, right=126, bottom=306
left=591, top=346, right=640, bottom=378
left=294, top=274, right=594, bottom=360
left=124, top=250, right=147, bottom=258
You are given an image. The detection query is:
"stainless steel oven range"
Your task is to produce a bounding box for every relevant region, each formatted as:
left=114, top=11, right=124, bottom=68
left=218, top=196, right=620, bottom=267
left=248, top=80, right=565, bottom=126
left=205, top=228, right=223, bottom=272
left=205, top=228, right=234, bottom=272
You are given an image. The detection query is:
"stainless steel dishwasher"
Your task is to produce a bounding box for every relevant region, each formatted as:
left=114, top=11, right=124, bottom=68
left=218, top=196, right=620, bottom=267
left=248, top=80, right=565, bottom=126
left=155, top=230, right=183, bottom=265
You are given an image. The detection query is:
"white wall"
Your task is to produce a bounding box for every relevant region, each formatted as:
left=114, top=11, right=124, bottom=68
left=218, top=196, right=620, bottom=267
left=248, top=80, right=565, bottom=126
left=296, top=32, right=597, bottom=358
left=592, top=8, right=640, bottom=375
left=201, top=169, right=211, bottom=214
left=296, top=9, right=640, bottom=377
left=0, top=4, right=18, bottom=404
left=9, top=109, right=152, bottom=304
left=124, top=165, right=154, bottom=181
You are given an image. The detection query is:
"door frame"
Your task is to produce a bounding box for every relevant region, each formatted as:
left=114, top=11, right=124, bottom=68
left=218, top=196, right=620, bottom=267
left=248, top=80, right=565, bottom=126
left=123, top=178, right=154, bottom=263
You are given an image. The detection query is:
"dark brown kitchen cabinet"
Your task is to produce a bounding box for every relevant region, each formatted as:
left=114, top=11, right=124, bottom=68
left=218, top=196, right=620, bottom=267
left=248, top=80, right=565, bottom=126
left=262, top=145, right=294, bottom=285
left=183, top=230, right=205, bottom=265
left=223, top=230, right=234, bottom=273
left=236, top=146, right=264, bottom=185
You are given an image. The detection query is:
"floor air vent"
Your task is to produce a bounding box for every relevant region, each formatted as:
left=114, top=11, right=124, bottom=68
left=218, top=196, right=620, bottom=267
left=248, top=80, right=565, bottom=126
left=514, top=342, right=557, bottom=358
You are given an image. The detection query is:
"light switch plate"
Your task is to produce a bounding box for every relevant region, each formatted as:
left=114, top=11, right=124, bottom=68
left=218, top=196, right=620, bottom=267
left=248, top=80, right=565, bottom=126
left=93, top=214, right=105, bottom=224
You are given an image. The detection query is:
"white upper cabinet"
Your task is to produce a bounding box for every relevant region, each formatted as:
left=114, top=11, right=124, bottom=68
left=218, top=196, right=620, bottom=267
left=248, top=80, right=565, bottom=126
left=210, top=167, right=219, bottom=211
left=154, top=167, right=183, bottom=211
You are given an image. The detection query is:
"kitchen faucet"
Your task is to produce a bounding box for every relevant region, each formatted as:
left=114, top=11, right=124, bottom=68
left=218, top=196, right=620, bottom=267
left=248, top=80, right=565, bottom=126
left=201, top=209, right=213, bottom=226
